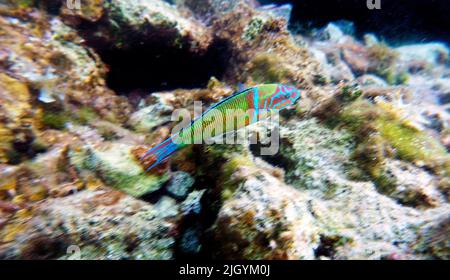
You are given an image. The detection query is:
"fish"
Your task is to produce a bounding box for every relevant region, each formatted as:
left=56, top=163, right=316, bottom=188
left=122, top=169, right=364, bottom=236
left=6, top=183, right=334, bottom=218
left=141, top=84, right=301, bottom=171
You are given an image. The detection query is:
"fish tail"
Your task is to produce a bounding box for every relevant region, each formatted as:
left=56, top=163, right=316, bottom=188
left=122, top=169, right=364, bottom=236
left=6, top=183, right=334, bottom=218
left=141, top=135, right=181, bottom=171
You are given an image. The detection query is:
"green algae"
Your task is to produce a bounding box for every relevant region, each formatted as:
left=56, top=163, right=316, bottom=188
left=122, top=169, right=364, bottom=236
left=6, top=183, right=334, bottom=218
left=41, top=110, right=70, bottom=130
left=41, top=106, right=99, bottom=130
left=70, top=143, right=169, bottom=197
left=336, top=99, right=449, bottom=186
left=242, top=17, right=264, bottom=41
left=366, top=43, right=410, bottom=85
left=339, top=85, right=363, bottom=103
left=221, top=155, right=255, bottom=201
left=249, top=53, right=290, bottom=83
left=376, top=118, right=446, bottom=164
left=381, top=68, right=410, bottom=85
left=13, top=0, right=35, bottom=8
left=396, top=71, right=410, bottom=85
left=184, top=143, right=251, bottom=202
left=76, top=107, right=99, bottom=125
left=367, top=43, right=397, bottom=77
left=5, top=149, right=22, bottom=165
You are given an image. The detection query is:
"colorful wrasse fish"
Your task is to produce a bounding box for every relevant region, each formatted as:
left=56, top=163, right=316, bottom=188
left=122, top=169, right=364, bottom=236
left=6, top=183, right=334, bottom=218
left=142, top=84, right=301, bottom=171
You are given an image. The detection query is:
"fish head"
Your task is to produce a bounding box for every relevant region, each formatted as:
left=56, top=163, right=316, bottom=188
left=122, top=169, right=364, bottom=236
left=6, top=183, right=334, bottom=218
left=270, top=85, right=301, bottom=110
left=282, top=85, right=301, bottom=105
left=257, top=84, right=301, bottom=111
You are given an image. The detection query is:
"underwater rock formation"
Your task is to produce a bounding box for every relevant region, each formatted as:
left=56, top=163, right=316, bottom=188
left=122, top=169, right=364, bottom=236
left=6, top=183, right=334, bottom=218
left=0, top=188, right=178, bottom=259
left=70, top=142, right=170, bottom=197
left=212, top=155, right=449, bottom=259
left=212, top=167, right=320, bottom=259
left=61, top=0, right=212, bottom=52
left=0, top=0, right=449, bottom=260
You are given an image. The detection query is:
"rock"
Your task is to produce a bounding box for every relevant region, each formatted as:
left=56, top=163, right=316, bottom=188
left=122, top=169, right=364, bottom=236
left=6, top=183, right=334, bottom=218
left=0, top=189, right=178, bottom=259
left=309, top=48, right=328, bottom=70
left=441, top=131, right=450, bottom=148
left=357, top=74, right=388, bottom=87
left=381, top=159, right=445, bottom=208
left=364, top=33, right=379, bottom=47
left=212, top=169, right=320, bottom=259
left=0, top=73, right=35, bottom=163
left=311, top=43, right=355, bottom=83
left=276, top=119, right=355, bottom=195
left=329, top=61, right=355, bottom=83
left=70, top=142, right=169, bottom=197
left=336, top=98, right=449, bottom=178
left=206, top=113, right=450, bottom=259
left=0, top=0, right=449, bottom=261
left=437, top=93, right=450, bottom=105
left=180, top=189, right=205, bottom=216
left=177, top=0, right=256, bottom=23
left=257, top=3, right=292, bottom=23
left=215, top=162, right=450, bottom=259
left=154, top=196, right=180, bottom=219
left=317, top=23, right=345, bottom=43
left=396, top=43, right=449, bottom=66
left=29, top=145, right=85, bottom=198
left=331, top=20, right=355, bottom=36
left=211, top=3, right=323, bottom=90
left=412, top=215, right=450, bottom=259
left=433, top=78, right=450, bottom=105
left=166, top=171, right=195, bottom=199
left=421, top=111, right=446, bottom=133
left=308, top=48, right=332, bottom=83
left=342, top=45, right=371, bottom=75
left=179, top=225, right=202, bottom=255
left=68, top=0, right=212, bottom=52
left=60, top=0, right=105, bottom=22
left=127, top=94, right=175, bottom=133
left=0, top=11, right=131, bottom=124
left=0, top=144, right=86, bottom=214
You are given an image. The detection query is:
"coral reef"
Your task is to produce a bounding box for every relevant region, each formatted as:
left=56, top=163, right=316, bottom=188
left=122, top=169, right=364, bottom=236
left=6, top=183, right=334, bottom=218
left=70, top=142, right=170, bottom=197
left=60, top=0, right=212, bottom=52
left=211, top=160, right=449, bottom=259
left=0, top=0, right=448, bottom=260
left=0, top=189, right=178, bottom=259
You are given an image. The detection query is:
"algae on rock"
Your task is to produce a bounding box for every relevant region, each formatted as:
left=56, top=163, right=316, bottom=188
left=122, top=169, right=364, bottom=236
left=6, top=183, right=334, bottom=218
left=70, top=143, right=169, bottom=197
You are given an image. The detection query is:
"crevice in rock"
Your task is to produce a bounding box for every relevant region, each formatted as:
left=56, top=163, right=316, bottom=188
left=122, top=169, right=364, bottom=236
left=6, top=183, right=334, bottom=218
left=172, top=146, right=230, bottom=260
left=21, top=234, right=71, bottom=260
left=249, top=140, right=297, bottom=172
left=314, top=234, right=339, bottom=259
left=174, top=196, right=221, bottom=260
left=93, top=38, right=232, bottom=95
